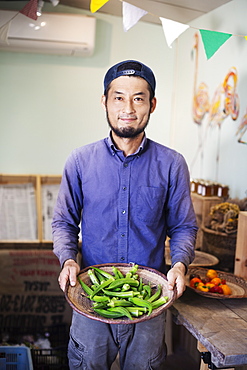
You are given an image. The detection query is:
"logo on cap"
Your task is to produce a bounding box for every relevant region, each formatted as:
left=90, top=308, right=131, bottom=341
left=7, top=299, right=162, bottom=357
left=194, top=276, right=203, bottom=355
left=122, top=69, right=136, bottom=75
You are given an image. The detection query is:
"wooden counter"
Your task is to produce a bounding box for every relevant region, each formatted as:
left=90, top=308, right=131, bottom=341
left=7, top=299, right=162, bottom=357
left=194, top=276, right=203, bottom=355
left=170, top=288, right=247, bottom=368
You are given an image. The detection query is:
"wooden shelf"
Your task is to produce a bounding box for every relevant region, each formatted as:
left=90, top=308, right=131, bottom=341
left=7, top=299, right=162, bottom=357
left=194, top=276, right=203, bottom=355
left=0, top=173, right=61, bottom=246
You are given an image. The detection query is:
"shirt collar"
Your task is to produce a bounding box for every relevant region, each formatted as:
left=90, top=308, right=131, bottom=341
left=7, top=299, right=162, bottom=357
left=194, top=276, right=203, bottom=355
left=107, top=132, right=147, bottom=156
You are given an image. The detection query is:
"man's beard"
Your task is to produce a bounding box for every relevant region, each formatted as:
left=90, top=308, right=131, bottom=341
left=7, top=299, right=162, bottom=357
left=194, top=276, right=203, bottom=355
left=106, top=110, right=150, bottom=138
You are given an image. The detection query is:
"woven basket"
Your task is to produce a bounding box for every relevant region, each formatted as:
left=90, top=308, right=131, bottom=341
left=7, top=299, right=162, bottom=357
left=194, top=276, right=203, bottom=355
left=65, top=263, right=176, bottom=324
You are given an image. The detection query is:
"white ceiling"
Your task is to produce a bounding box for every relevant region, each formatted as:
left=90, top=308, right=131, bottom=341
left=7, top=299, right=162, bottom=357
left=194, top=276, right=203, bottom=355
left=57, top=0, right=233, bottom=24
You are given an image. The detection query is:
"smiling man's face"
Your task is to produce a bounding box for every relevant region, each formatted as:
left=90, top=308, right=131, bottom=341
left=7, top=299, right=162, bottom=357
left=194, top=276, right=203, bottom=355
left=102, top=76, right=156, bottom=138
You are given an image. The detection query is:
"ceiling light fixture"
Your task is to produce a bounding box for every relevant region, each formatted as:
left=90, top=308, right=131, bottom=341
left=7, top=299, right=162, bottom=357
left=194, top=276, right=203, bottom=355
left=37, top=0, right=44, bottom=16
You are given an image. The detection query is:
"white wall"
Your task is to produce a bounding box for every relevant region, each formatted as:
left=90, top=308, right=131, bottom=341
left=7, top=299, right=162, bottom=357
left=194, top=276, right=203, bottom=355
left=0, top=2, right=174, bottom=174
left=172, top=0, right=247, bottom=198
left=0, top=0, right=247, bottom=199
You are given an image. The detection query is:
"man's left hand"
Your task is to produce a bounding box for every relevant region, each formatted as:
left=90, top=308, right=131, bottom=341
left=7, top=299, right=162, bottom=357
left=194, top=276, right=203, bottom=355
left=167, top=262, right=186, bottom=298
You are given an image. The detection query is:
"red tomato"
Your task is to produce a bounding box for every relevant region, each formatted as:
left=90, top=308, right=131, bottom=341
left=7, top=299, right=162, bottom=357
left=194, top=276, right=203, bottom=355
left=209, top=285, right=223, bottom=294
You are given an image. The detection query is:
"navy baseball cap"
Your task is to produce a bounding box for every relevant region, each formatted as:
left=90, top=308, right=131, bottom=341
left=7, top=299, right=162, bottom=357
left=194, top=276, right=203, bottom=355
left=103, top=60, right=156, bottom=95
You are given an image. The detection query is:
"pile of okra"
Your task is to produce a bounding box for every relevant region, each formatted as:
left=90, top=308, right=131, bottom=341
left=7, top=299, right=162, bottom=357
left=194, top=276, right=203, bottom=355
left=78, top=264, right=169, bottom=320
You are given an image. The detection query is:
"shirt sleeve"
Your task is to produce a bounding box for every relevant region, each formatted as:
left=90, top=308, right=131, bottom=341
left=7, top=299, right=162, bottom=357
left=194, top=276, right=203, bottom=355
left=166, top=152, right=198, bottom=271
left=52, top=150, right=83, bottom=267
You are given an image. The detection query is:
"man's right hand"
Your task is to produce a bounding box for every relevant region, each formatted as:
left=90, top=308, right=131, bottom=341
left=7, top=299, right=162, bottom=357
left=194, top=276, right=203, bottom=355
left=58, top=259, right=80, bottom=292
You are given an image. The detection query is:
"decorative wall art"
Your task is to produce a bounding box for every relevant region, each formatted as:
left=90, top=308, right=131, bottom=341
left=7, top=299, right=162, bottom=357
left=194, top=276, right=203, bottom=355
left=190, top=31, right=246, bottom=185
left=236, top=110, right=247, bottom=144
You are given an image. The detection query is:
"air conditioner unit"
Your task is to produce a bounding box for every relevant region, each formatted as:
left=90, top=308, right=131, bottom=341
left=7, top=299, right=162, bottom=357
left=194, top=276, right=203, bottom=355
left=0, top=10, right=96, bottom=56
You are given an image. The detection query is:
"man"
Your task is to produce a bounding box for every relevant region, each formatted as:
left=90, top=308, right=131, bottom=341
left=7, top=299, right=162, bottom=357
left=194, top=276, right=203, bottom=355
left=52, top=60, right=198, bottom=369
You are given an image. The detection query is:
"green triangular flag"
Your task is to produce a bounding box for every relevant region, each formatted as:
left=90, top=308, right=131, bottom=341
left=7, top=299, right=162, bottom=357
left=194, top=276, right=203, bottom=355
left=199, top=29, right=232, bottom=59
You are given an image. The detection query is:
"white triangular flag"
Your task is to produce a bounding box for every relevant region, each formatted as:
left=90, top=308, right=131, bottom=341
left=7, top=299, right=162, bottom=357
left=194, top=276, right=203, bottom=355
left=123, top=2, right=148, bottom=32
left=0, top=20, right=11, bottom=45
left=160, top=17, right=189, bottom=48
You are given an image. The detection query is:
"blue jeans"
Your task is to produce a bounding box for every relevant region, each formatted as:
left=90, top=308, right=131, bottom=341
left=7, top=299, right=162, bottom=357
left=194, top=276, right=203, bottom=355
left=68, top=310, right=167, bottom=370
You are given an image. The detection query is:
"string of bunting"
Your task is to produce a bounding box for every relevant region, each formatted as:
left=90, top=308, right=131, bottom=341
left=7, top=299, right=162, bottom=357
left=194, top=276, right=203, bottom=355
left=91, top=0, right=247, bottom=60
left=1, top=0, right=247, bottom=59
left=0, top=0, right=48, bottom=43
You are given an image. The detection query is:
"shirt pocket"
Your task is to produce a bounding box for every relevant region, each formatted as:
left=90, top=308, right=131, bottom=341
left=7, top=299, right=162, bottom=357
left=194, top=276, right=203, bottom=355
left=136, top=186, right=165, bottom=224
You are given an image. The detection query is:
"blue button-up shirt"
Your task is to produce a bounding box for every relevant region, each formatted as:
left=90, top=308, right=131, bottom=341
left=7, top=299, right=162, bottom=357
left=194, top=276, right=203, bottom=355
left=52, top=134, right=198, bottom=274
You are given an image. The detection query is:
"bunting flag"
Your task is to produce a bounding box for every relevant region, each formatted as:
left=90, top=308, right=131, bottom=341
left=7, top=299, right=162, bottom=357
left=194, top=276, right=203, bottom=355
left=19, top=0, right=38, bottom=20
left=199, top=29, right=232, bottom=60
left=90, top=0, right=247, bottom=60
left=0, top=20, right=11, bottom=44
left=159, top=17, right=189, bottom=48
left=122, top=2, right=148, bottom=32
left=90, top=0, right=109, bottom=13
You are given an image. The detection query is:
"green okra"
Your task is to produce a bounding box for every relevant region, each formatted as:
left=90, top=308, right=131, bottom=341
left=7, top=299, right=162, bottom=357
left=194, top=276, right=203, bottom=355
left=107, top=299, right=130, bottom=308
left=147, top=285, right=162, bottom=303
left=126, top=306, right=147, bottom=313
left=124, top=308, right=140, bottom=317
left=143, top=283, right=152, bottom=299
left=137, top=277, right=143, bottom=292
left=112, top=266, right=124, bottom=279
left=140, top=290, right=147, bottom=300
left=131, top=287, right=138, bottom=292
left=91, top=284, right=99, bottom=290
left=91, top=267, right=115, bottom=281
left=129, top=264, right=139, bottom=274
left=94, top=269, right=107, bottom=283
left=151, top=296, right=169, bottom=309
left=125, top=306, right=147, bottom=316
left=128, top=297, right=153, bottom=316
left=122, top=283, right=131, bottom=291
left=93, top=308, right=124, bottom=319
left=105, top=277, right=139, bottom=290
left=88, top=269, right=100, bottom=286
left=78, top=276, right=94, bottom=296
left=92, top=302, right=108, bottom=309
left=108, top=306, right=133, bottom=320
left=91, top=295, right=110, bottom=303
left=102, top=289, right=138, bottom=298
left=90, top=278, right=114, bottom=298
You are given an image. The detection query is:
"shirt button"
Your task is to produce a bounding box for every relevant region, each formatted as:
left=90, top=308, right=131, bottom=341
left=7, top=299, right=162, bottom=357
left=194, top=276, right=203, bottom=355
left=120, top=257, right=125, bottom=261
left=121, top=233, right=125, bottom=237
left=122, top=210, right=126, bottom=215
left=124, top=163, right=128, bottom=168
left=122, top=186, right=127, bottom=191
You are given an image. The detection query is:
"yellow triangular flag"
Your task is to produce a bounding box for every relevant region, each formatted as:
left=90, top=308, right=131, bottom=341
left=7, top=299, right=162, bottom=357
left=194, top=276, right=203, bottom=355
left=90, top=0, right=109, bottom=13
left=122, top=2, right=148, bottom=32
left=0, top=20, right=11, bottom=45
left=160, top=17, right=189, bottom=48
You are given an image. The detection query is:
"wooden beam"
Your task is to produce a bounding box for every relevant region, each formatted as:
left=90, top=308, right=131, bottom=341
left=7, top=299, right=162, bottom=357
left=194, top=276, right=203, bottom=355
left=235, top=211, right=247, bottom=279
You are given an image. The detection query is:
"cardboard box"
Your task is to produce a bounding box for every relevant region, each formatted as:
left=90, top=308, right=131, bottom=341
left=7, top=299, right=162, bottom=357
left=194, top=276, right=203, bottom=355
left=0, top=249, right=72, bottom=336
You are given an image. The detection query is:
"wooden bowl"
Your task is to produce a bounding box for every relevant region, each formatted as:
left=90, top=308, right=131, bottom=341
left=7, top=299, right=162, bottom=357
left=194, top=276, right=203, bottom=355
left=186, top=267, right=247, bottom=299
